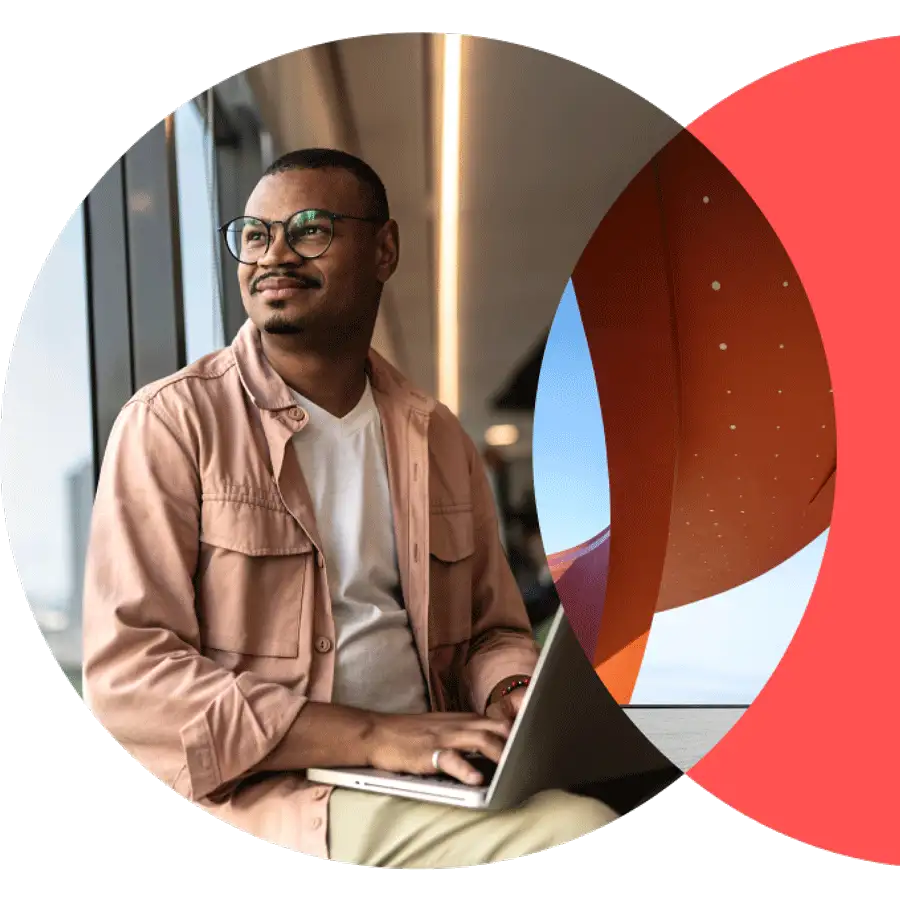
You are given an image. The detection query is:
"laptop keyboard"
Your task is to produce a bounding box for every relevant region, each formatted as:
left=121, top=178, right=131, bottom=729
left=383, top=755, right=497, bottom=787
left=395, top=772, right=463, bottom=786
left=464, top=754, right=498, bottom=783
left=437, top=754, right=498, bottom=785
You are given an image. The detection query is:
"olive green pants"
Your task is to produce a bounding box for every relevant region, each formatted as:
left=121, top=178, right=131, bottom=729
left=328, top=787, right=618, bottom=868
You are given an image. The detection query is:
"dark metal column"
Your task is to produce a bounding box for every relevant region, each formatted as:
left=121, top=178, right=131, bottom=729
left=203, top=76, right=270, bottom=343
left=215, top=104, right=262, bottom=343
left=123, top=118, right=186, bottom=388
left=83, top=163, right=134, bottom=475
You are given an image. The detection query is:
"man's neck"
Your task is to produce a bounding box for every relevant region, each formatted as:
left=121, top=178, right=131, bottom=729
left=261, top=332, right=370, bottom=418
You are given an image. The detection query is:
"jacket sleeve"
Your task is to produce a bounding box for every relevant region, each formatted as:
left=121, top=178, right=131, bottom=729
left=82, top=398, right=308, bottom=801
left=461, top=432, right=540, bottom=713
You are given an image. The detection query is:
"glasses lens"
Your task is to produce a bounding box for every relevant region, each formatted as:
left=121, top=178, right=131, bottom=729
left=224, top=217, right=268, bottom=263
left=286, top=210, right=334, bottom=257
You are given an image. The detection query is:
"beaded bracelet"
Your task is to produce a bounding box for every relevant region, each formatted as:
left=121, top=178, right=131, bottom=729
left=499, top=676, right=531, bottom=698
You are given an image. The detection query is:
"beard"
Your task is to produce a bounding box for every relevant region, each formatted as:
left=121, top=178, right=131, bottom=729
left=255, top=291, right=381, bottom=344
left=260, top=298, right=311, bottom=335
left=262, top=311, right=304, bottom=335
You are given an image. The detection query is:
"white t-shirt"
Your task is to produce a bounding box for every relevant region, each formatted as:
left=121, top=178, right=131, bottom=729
left=289, top=379, right=430, bottom=715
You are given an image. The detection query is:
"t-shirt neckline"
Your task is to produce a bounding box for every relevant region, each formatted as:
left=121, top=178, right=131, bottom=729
left=289, top=377, right=376, bottom=436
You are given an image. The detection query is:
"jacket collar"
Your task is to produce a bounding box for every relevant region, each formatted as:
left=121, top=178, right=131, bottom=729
left=230, top=318, right=437, bottom=417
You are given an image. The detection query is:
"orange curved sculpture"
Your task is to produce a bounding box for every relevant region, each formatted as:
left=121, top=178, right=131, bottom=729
left=555, top=130, right=835, bottom=703
left=547, top=528, right=610, bottom=655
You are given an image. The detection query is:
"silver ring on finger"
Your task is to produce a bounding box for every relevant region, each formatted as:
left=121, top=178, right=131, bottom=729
left=431, top=749, right=444, bottom=772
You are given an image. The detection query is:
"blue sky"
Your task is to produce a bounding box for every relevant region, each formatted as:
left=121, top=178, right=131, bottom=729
left=532, top=282, right=611, bottom=553
left=1, top=211, right=93, bottom=607
left=533, top=282, right=828, bottom=704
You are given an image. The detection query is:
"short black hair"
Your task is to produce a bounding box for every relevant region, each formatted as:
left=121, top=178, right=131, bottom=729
left=262, top=148, right=390, bottom=221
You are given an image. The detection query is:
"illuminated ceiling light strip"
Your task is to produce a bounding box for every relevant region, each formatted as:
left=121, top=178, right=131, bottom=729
left=438, top=33, right=462, bottom=415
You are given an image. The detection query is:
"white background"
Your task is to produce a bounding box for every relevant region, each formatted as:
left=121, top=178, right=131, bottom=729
left=1, top=1, right=899, bottom=895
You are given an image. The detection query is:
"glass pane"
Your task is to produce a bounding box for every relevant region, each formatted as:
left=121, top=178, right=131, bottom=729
left=174, top=100, right=225, bottom=363
left=1, top=209, right=93, bottom=693
left=534, top=281, right=609, bottom=553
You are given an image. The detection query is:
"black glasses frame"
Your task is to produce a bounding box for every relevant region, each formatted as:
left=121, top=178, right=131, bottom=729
left=218, top=208, right=386, bottom=264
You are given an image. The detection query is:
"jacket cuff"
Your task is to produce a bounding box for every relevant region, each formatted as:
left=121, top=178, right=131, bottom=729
left=467, top=644, right=539, bottom=714
left=180, top=677, right=308, bottom=800
left=181, top=716, right=221, bottom=800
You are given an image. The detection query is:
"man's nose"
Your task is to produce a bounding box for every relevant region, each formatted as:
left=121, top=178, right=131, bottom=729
left=258, top=223, right=302, bottom=266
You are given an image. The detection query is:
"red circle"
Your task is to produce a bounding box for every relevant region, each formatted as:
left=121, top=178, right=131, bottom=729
left=686, top=36, right=900, bottom=865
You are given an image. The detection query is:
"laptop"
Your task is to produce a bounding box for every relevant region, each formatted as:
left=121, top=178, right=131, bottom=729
left=307, top=607, right=672, bottom=809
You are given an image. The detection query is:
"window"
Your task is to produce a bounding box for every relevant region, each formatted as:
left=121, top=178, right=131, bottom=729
left=1, top=209, right=93, bottom=692
left=175, top=100, right=226, bottom=363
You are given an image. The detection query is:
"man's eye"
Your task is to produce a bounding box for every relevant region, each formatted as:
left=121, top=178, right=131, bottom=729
left=291, top=225, right=328, bottom=241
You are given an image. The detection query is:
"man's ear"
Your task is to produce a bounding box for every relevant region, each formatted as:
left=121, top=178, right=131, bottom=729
left=375, top=219, right=400, bottom=284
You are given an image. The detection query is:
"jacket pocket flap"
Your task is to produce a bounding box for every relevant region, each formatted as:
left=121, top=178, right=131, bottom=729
left=200, top=500, right=312, bottom=557
left=430, top=509, right=475, bottom=562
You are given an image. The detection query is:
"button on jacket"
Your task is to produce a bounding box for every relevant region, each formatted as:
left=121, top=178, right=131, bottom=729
left=82, top=319, right=539, bottom=858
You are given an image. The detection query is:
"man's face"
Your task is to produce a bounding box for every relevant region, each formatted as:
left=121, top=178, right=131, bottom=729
left=237, top=167, right=398, bottom=342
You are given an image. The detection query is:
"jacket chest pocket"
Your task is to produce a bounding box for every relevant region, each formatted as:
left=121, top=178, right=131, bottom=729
left=196, top=499, right=313, bottom=658
left=428, top=506, right=475, bottom=649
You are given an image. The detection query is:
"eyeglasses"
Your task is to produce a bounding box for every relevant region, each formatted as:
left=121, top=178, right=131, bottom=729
left=218, top=208, right=385, bottom=264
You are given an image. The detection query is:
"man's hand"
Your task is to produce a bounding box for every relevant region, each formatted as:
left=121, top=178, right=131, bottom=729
left=364, top=712, right=511, bottom=786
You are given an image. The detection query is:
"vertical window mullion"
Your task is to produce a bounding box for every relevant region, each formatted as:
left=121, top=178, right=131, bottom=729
left=123, top=119, right=186, bottom=389
left=83, top=158, right=134, bottom=467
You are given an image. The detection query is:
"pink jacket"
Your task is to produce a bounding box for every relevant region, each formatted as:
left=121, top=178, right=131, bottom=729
left=82, top=319, right=538, bottom=857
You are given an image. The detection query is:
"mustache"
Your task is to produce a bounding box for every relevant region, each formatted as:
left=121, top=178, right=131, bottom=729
left=251, top=271, right=322, bottom=293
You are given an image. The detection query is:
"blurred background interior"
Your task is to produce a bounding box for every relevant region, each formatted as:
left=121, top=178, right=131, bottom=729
left=1, top=34, right=679, bottom=697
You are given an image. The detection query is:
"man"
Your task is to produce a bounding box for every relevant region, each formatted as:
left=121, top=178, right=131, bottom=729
left=82, top=148, right=616, bottom=867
